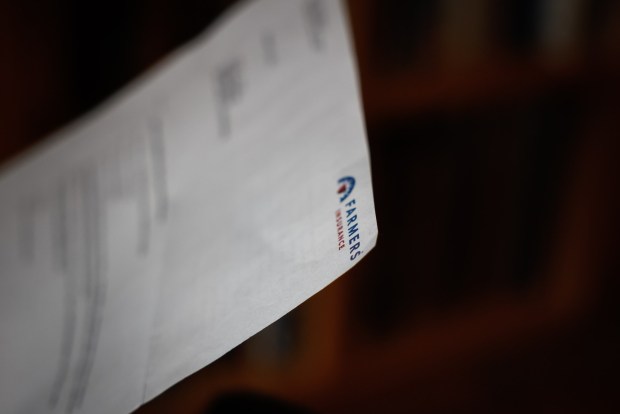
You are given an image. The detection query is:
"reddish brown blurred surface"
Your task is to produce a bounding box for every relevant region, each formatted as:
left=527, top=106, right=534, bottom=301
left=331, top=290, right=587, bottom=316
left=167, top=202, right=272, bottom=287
left=1, top=1, right=619, bottom=413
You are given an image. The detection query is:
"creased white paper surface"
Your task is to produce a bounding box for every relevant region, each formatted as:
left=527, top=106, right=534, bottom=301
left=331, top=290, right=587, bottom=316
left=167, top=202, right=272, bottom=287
left=0, top=0, right=377, bottom=412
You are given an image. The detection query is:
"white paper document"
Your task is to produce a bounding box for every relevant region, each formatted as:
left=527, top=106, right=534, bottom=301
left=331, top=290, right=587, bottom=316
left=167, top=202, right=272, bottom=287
left=0, top=0, right=377, bottom=412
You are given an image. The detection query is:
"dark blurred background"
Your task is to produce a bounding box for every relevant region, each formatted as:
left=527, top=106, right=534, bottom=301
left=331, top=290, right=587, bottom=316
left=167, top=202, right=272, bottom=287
left=1, top=0, right=619, bottom=413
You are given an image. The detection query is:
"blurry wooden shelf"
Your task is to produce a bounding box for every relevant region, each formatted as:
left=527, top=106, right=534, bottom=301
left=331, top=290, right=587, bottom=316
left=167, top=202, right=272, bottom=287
left=345, top=0, right=620, bottom=125
left=317, top=107, right=616, bottom=411
left=360, top=59, right=588, bottom=124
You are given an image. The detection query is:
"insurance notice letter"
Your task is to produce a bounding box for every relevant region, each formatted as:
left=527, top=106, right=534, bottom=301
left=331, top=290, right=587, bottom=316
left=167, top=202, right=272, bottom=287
left=0, top=0, right=377, bottom=412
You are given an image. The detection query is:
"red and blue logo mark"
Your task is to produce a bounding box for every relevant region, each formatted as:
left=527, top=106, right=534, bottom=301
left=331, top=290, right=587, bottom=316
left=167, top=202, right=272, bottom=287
left=335, top=176, right=363, bottom=261
left=337, top=176, right=355, bottom=203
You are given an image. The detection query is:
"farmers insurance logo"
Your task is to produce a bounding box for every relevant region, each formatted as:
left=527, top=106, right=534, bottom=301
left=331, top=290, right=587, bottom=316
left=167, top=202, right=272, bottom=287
left=337, top=176, right=355, bottom=202
left=335, top=176, right=363, bottom=261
